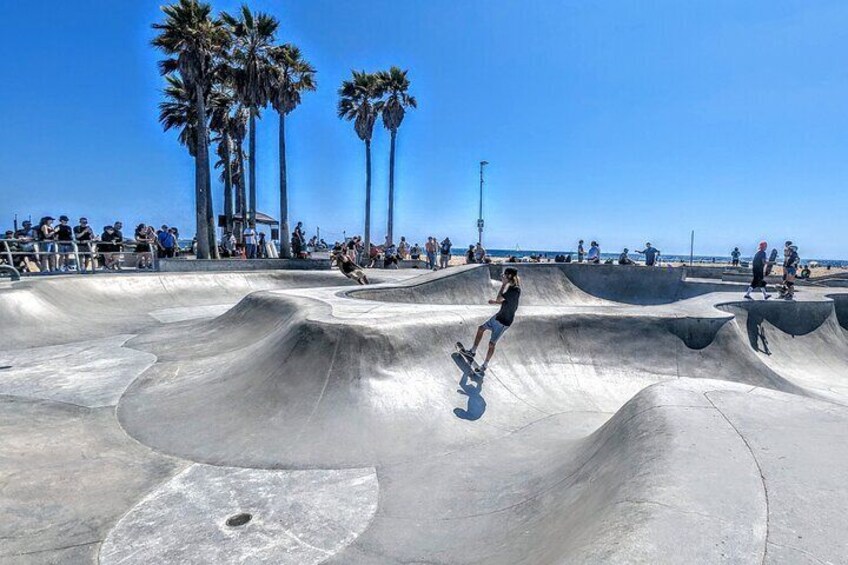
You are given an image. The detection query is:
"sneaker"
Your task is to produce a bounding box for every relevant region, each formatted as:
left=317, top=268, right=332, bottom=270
left=764, top=294, right=772, bottom=300
left=744, top=295, right=752, bottom=300
left=474, top=366, right=486, bottom=377
left=459, top=347, right=476, bottom=361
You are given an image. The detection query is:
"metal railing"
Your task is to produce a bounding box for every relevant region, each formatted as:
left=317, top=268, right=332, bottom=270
left=0, top=239, right=159, bottom=275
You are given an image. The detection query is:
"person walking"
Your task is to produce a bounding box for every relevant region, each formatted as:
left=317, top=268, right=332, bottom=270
left=636, top=242, right=660, bottom=266
left=744, top=241, right=771, bottom=300
left=458, top=267, right=522, bottom=377
left=439, top=237, right=453, bottom=269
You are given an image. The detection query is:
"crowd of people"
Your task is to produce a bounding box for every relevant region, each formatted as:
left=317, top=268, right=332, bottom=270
left=1, top=216, right=182, bottom=273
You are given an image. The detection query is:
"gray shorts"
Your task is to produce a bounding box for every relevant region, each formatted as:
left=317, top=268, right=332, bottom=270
left=481, top=315, right=509, bottom=344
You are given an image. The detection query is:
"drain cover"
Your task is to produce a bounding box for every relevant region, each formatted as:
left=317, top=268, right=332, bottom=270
left=226, top=513, right=252, bottom=527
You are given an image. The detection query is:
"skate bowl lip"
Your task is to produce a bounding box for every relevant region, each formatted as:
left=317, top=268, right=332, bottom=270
left=344, top=262, right=751, bottom=307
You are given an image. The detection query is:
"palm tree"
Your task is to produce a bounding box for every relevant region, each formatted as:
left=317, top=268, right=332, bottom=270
left=208, top=87, right=241, bottom=235
left=269, top=44, right=316, bottom=258
left=376, top=67, right=417, bottom=247
left=158, top=75, right=221, bottom=258
left=338, top=70, right=380, bottom=259
left=152, top=0, right=228, bottom=260
left=221, top=5, right=278, bottom=227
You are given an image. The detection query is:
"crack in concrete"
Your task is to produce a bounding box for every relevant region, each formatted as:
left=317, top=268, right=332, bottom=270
left=704, top=391, right=770, bottom=565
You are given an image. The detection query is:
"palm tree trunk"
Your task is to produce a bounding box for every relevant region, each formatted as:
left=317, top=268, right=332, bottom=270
left=193, top=84, right=211, bottom=260
left=279, top=112, right=292, bottom=259
left=248, top=110, right=257, bottom=225
left=364, top=139, right=372, bottom=263
left=206, top=179, right=219, bottom=259
left=223, top=132, right=234, bottom=234
left=387, top=128, right=397, bottom=246
left=236, top=143, right=247, bottom=242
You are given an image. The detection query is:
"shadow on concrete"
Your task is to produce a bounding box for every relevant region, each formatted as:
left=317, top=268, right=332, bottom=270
left=452, top=354, right=486, bottom=421
left=745, top=313, right=772, bottom=355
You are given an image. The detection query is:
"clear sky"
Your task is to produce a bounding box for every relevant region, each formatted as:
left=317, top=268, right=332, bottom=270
left=2, top=0, right=848, bottom=258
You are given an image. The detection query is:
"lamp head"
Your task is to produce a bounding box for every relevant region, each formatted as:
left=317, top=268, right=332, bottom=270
left=480, top=160, right=489, bottom=166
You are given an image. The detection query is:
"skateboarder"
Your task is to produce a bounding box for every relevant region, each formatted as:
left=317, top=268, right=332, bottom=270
left=779, top=243, right=800, bottom=299
left=744, top=241, right=771, bottom=300
left=459, top=267, right=521, bottom=376
left=333, top=250, right=369, bottom=285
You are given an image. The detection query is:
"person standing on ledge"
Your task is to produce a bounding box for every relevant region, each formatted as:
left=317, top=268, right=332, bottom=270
left=459, top=267, right=521, bottom=377
left=577, top=240, right=585, bottom=263
left=636, top=242, right=661, bottom=266
left=731, top=247, right=741, bottom=267
left=744, top=241, right=771, bottom=300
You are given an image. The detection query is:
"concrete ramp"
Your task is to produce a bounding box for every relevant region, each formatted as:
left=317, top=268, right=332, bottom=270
left=3, top=266, right=848, bottom=563
left=353, top=264, right=746, bottom=306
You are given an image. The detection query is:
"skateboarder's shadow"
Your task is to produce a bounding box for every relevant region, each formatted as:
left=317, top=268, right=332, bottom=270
left=454, top=372, right=486, bottom=421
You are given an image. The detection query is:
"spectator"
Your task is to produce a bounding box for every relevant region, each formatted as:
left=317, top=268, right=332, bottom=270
left=587, top=241, right=600, bottom=264
left=410, top=243, right=422, bottom=261
left=425, top=237, right=437, bottom=270
left=618, top=248, right=634, bottom=265
left=157, top=225, right=177, bottom=258
left=397, top=236, right=409, bottom=260
left=384, top=243, right=399, bottom=269
left=258, top=232, right=267, bottom=258
left=474, top=242, right=487, bottom=263
left=243, top=223, right=257, bottom=259
left=134, top=224, right=154, bottom=269
left=99, top=225, right=121, bottom=270
left=466, top=245, right=476, bottom=264
left=731, top=247, right=741, bottom=267
left=440, top=237, right=452, bottom=269
left=74, top=217, right=95, bottom=271
left=636, top=242, right=661, bottom=266
left=38, top=217, right=58, bottom=272
left=577, top=240, right=585, bottom=263
left=56, top=215, right=75, bottom=271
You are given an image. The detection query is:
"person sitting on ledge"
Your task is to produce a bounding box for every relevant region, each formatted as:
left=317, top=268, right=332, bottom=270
left=587, top=241, right=600, bottom=263
left=466, top=245, right=476, bottom=264
left=618, top=248, right=634, bottom=265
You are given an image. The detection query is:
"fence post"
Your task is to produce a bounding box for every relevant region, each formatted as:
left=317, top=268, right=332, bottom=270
left=2, top=240, right=13, bottom=267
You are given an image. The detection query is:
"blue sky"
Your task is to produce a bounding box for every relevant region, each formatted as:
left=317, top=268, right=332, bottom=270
left=2, top=0, right=848, bottom=258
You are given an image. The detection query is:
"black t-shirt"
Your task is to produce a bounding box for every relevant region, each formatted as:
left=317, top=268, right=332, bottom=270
left=340, top=260, right=358, bottom=275
left=74, top=225, right=93, bottom=241
left=56, top=224, right=73, bottom=242
left=496, top=285, right=521, bottom=327
left=752, top=250, right=766, bottom=275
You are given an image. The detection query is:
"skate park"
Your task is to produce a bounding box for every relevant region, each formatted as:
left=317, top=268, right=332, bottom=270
left=2, top=263, right=847, bottom=564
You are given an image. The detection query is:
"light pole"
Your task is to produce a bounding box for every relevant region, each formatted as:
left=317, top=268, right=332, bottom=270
left=478, top=160, right=488, bottom=246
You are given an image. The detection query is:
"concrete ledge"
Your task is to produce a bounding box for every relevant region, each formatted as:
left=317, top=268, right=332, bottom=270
left=158, top=258, right=331, bottom=272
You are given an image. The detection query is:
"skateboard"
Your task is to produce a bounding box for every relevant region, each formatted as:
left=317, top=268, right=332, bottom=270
left=452, top=341, right=484, bottom=378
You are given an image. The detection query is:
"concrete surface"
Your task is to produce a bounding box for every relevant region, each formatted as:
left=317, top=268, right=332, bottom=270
left=1, top=264, right=847, bottom=564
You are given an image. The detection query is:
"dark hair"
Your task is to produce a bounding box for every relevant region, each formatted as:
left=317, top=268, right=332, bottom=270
left=503, top=267, right=520, bottom=286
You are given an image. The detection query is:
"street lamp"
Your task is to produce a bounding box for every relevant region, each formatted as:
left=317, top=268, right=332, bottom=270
left=478, top=160, right=488, bottom=246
